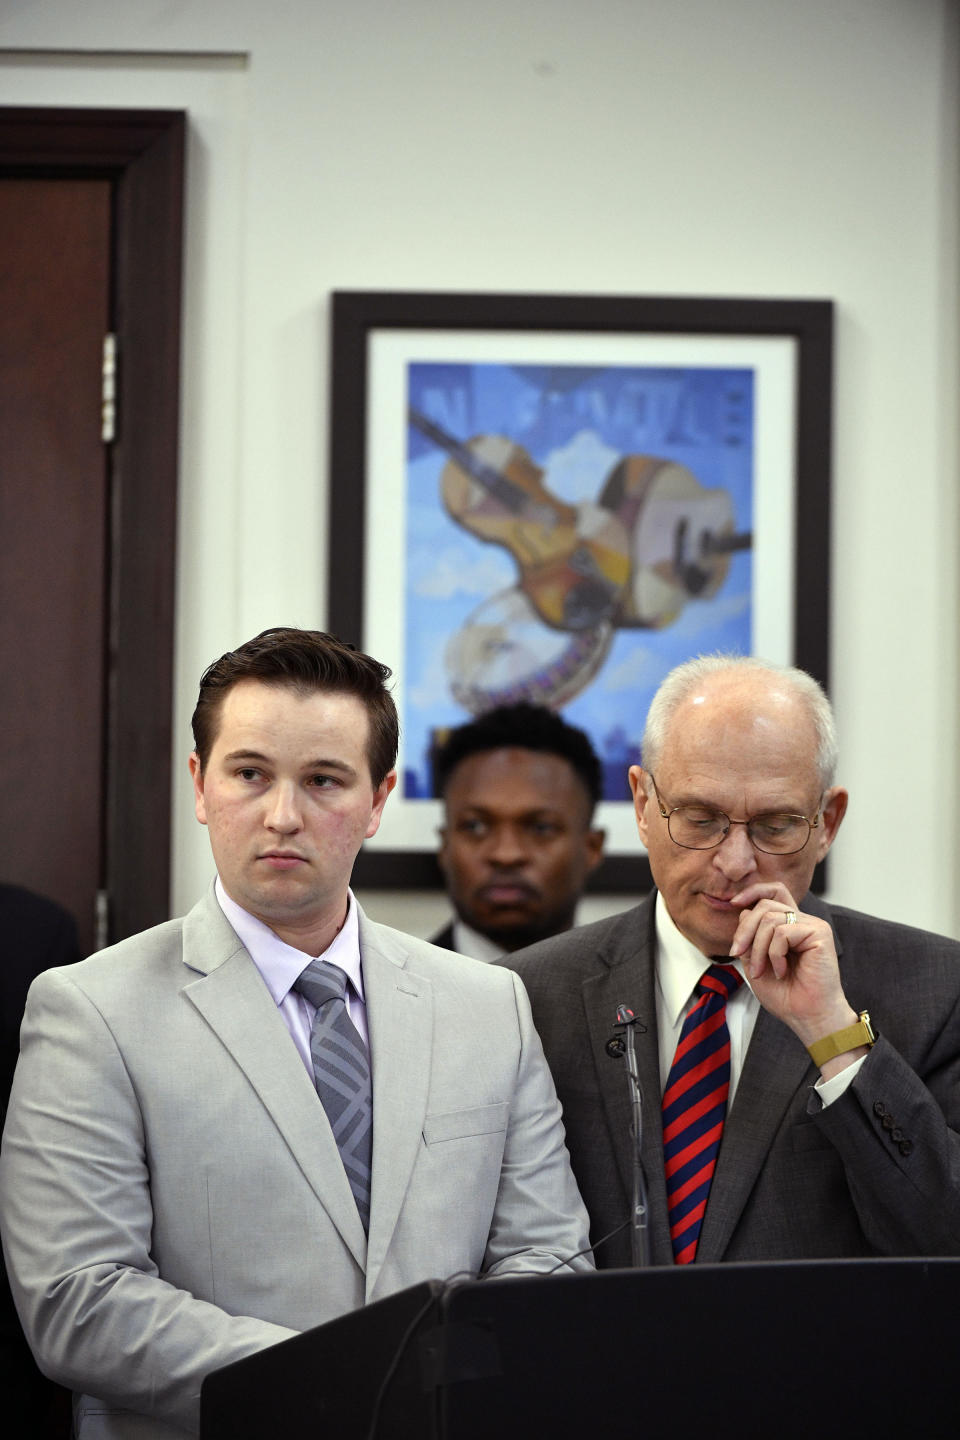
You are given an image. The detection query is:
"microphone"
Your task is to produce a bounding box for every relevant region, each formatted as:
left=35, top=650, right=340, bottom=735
left=607, top=1001, right=651, bottom=1268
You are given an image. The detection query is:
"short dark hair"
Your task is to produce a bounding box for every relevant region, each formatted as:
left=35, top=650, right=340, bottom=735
left=433, top=703, right=602, bottom=813
left=191, top=627, right=399, bottom=786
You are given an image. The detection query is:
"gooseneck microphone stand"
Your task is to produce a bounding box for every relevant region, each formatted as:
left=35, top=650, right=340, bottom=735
left=606, top=1003, right=651, bottom=1268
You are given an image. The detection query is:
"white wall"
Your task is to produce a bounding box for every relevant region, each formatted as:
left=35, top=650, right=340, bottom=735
left=1, top=0, right=957, bottom=939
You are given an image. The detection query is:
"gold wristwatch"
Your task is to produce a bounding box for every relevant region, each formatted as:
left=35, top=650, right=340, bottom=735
left=807, top=1010, right=876, bottom=1069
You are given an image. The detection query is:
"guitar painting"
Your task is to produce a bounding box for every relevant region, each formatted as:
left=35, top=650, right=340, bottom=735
left=409, top=408, right=631, bottom=632
left=409, top=406, right=751, bottom=643
left=402, top=359, right=756, bottom=802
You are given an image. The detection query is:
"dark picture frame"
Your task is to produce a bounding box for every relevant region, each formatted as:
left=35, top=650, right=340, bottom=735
left=328, top=291, right=832, bottom=893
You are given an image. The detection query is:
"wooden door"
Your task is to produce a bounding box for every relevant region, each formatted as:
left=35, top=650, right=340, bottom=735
left=0, top=108, right=185, bottom=951
left=0, top=178, right=112, bottom=955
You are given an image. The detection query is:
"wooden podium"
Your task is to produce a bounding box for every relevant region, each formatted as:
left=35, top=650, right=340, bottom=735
left=201, top=1258, right=958, bottom=1438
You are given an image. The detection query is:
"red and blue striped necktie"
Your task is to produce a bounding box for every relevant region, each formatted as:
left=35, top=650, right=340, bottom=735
left=662, top=963, right=744, bottom=1264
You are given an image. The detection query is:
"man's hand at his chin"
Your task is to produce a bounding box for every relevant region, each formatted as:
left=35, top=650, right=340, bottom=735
left=727, top=881, right=862, bottom=1072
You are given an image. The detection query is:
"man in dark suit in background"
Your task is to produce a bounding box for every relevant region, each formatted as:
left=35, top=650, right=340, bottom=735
left=502, top=654, right=960, bottom=1266
left=431, top=704, right=605, bottom=960
left=0, top=884, right=80, bottom=1437
left=1, top=884, right=81, bottom=1112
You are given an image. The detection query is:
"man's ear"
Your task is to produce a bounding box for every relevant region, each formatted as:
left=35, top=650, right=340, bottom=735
left=436, top=824, right=450, bottom=879
left=364, top=769, right=398, bottom=840
left=816, top=785, right=848, bottom=859
left=628, top=766, right=652, bottom=845
left=189, top=752, right=208, bottom=826
left=584, top=826, right=606, bottom=874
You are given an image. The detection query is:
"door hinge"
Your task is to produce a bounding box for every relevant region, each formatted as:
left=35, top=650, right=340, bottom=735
left=94, top=889, right=110, bottom=951
left=101, top=332, right=117, bottom=443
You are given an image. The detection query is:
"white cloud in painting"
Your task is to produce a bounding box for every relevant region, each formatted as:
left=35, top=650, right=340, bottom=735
left=408, top=646, right=453, bottom=711
left=411, top=547, right=513, bottom=600
left=541, top=429, right=619, bottom=503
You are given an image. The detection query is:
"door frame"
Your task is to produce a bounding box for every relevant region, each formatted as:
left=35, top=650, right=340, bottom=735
left=0, top=107, right=184, bottom=943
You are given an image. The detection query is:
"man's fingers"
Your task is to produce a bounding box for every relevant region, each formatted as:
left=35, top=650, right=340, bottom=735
left=729, top=897, right=797, bottom=958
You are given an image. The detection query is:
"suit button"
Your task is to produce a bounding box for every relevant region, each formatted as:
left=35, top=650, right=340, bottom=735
left=873, top=1101, right=887, bottom=1117
left=891, top=1127, right=904, bottom=1142
left=882, top=1114, right=895, bottom=1131
left=899, top=1140, right=914, bottom=1156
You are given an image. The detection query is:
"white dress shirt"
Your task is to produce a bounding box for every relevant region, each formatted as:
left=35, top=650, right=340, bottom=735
left=214, top=877, right=368, bottom=1076
left=448, top=918, right=505, bottom=964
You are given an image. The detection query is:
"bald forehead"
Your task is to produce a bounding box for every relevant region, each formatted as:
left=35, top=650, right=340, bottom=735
left=681, top=669, right=809, bottom=720
left=662, top=671, right=820, bottom=780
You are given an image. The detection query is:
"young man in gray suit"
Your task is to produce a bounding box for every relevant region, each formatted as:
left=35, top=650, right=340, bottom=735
left=502, top=654, right=960, bottom=1267
left=0, top=628, right=591, bottom=1439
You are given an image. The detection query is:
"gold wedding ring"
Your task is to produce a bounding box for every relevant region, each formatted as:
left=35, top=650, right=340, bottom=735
left=784, top=910, right=797, bottom=925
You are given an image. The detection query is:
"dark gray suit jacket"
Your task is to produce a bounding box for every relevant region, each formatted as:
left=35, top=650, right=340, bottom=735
left=502, top=891, right=960, bottom=1267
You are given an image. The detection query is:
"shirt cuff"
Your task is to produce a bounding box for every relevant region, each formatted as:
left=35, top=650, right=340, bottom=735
left=813, top=1052, right=869, bottom=1106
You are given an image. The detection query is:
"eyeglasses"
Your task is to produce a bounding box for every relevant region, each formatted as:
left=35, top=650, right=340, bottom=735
left=647, top=774, right=822, bottom=856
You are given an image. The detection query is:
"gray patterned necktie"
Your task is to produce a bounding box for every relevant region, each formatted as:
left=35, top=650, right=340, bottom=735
left=292, top=959, right=372, bottom=1231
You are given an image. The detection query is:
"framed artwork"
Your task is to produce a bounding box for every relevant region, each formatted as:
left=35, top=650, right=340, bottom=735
left=328, top=291, right=832, bottom=892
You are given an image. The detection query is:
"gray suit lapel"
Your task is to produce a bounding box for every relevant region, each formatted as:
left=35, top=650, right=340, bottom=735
left=582, top=896, right=675, bottom=1266
left=180, top=889, right=368, bottom=1269
left=357, top=913, right=433, bottom=1300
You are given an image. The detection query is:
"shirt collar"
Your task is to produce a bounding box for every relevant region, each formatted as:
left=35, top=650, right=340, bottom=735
left=653, top=891, right=746, bottom=1024
left=214, top=876, right=364, bottom=1005
left=451, top=918, right=505, bottom=963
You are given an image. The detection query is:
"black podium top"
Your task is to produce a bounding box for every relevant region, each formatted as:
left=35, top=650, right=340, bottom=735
left=202, top=1258, right=959, bottom=1439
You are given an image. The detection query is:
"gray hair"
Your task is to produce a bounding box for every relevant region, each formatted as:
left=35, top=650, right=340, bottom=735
left=641, top=653, right=838, bottom=788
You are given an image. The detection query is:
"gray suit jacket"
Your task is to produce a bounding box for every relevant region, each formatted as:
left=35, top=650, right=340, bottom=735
left=502, top=891, right=960, bottom=1268
left=0, top=887, right=590, bottom=1438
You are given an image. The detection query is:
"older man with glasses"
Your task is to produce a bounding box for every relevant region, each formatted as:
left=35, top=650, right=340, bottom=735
left=502, top=653, right=960, bottom=1267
